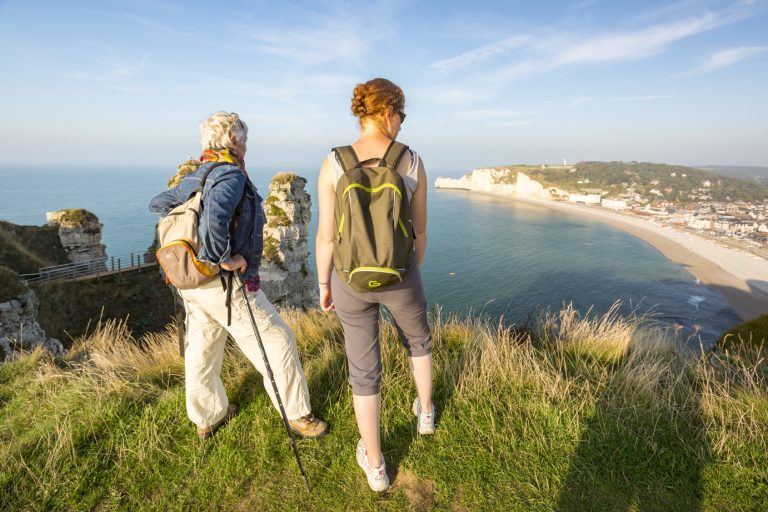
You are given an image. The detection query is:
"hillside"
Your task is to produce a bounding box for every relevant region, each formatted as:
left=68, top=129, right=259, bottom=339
left=1, top=306, right=766, bottom=511
left=493, top=161, right=768, bottom=203
left=0, top=220, right=69, bottom=275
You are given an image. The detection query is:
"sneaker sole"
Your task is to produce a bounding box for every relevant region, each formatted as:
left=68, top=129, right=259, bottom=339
left=290, top=426, right=329, bottom=439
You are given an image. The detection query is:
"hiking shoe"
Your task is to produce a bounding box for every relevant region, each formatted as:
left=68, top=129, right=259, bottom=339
left=355, top=439, right=389, bottom=492
left=412, top=397, right=435, bottom=435
left=289, top=414, right=329, bottom=439
left=197, top=404, right=238, bottom=440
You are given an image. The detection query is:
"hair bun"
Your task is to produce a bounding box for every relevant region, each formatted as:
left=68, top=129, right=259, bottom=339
left=351, top=83, right=369, bottom=118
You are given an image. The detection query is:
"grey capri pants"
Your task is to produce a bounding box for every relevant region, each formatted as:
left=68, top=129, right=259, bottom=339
left=331, top=263, right=432, bottom=396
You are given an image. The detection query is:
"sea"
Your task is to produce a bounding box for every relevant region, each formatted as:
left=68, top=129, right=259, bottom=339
left=0, top=166, right=740, bottom=348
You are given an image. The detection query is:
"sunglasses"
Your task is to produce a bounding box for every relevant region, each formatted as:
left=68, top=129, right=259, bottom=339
left=397, top=110, right=406, bottom=122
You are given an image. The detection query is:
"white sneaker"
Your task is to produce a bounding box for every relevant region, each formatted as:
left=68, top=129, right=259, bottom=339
left=412, top=397, right=435, bottom=435
left=355, top=439, right=389, bottom=492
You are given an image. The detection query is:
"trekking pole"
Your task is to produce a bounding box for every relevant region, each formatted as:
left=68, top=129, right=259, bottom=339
left=233, top=272, right=311, bottom=493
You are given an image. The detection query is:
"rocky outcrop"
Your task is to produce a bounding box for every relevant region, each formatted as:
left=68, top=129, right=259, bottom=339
left=0, top=285, right=64, bottom=361
left=435, top=168, right=561, bottom=200
left=46, top=209, right=107, bottom=270
left=260, top=173, right=318, bottom=310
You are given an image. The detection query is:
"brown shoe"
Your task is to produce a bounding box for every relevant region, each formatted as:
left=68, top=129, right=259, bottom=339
left=197, top=404, right=238, bottom=440
left=288, top=413, right=329, bottom=439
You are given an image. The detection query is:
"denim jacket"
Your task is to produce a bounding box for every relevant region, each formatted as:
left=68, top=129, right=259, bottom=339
left=149, top=162, right=264, bottom=282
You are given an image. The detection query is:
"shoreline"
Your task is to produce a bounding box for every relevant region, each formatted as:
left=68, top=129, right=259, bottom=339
left=437, top=187, right=768, bottom=322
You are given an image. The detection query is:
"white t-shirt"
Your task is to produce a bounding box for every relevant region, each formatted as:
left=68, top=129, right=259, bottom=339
left=326, top=149, right=421, bottom=202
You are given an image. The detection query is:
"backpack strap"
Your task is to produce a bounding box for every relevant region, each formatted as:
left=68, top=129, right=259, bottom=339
left=381, top=141, right=409, bottom=170
left=332, top=146, right=359, bottom=173
left=197, top=161, right=230, bottom=192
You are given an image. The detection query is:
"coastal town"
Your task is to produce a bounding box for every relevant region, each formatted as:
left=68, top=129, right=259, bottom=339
left=435, top=162, right=768, bottom=258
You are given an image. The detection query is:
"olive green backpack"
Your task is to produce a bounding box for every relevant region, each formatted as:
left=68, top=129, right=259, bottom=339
left=332, top=141, right=414, bottom=292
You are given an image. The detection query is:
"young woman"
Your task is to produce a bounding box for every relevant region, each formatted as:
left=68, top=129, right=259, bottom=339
left=315, top=79, right=434, bottom=491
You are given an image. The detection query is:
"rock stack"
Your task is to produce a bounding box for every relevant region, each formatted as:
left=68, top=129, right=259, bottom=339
left=260, top=173, right=318, bottom=310
left=0, top=285, right=64, bottom=361
left=46, top=209, right=107, bottom=270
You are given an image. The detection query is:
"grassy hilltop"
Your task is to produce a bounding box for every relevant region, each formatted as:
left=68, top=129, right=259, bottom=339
left=492, top=161, right=768, bottom=203
left=1, top=306, right=766, bottom=511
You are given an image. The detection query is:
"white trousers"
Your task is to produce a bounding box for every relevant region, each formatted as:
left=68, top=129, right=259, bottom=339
left=179, top=278, right=311, bottom=428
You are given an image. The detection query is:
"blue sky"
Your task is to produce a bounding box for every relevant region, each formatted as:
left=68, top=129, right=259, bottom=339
left=0, top=0, right=766, bottom=174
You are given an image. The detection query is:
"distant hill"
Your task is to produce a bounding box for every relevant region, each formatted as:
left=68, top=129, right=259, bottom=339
left=695, top=165, right=768, bottom=183
left=494, top=161, right=768, bottom=203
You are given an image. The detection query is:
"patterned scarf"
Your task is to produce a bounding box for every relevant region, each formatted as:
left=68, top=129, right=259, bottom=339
left=167, top=148, right=247, bottom=188
left=200, top=147, right=246, bottom=174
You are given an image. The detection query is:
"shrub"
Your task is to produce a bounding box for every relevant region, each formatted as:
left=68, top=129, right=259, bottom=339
left=271, top=172, right=306, bottom=185
left=266, top=204, right=291, bottom=227
left=262, top=235, right=286, bottom=271
left=56, top=209, right=98, bottom=225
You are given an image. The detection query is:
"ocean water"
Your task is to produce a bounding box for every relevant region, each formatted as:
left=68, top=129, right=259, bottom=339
left=0, top=166, right=740, bottom=346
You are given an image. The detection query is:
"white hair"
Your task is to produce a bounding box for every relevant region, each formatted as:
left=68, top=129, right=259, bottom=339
left=199, top=112, right=248, bottom=150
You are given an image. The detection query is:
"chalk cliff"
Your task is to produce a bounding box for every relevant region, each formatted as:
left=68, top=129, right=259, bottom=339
left=260, top=173, right=318, bottom=310
left=435, top=168, right=561, bottom=200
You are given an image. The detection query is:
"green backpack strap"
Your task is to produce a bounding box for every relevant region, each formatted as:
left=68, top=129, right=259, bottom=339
left=381, top=141, right=409, bottom=170
left=332, top=146, right=359, bottom=172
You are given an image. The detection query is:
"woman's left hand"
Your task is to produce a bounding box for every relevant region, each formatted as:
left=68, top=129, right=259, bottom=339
left=220, top=254, right=247, bottom=273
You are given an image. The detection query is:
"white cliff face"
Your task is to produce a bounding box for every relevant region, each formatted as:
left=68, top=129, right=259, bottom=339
left=0, top=286, right=64, bottom=361
left=46, top=209, right=107, bottom=265
left=260, top=174, right=319, bottom=310
left=435, top=168, right=553, bottom=200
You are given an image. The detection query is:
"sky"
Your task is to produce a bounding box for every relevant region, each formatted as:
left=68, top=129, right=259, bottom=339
left=0, top=0, right=766, bottom=175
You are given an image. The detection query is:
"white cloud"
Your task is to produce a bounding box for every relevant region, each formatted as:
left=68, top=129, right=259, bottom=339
left=569, top=95, right=674, bottom=106
left=452, top=109, right=529, bottom=120
left=435, top=5, right=752, bottom=85
left=686, top=45, right=768, bottom=74
left=428, top=36, right=530, bottom=73
left=555, top=13, right=721, bottom=64
left=575, top=0, right=599, bottom=9
left=63, top=56, right=148, bottom=82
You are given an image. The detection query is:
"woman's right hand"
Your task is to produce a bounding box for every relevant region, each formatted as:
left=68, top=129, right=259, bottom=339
left=319, top=284, right=335, bottom=311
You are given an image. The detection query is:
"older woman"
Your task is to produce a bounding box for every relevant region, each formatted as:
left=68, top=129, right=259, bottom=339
left=316, top=79, right=433, bottom=491
left=150, top=112, right=328, bottom=440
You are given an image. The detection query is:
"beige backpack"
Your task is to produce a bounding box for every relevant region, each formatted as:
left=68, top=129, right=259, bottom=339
left=155, top=163, right=228, bottom=289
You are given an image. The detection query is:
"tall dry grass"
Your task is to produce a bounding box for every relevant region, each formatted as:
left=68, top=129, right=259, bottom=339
left=2, top=302, right=765, bottom=510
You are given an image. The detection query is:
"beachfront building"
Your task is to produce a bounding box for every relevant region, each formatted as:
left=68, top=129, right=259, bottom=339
left=568, top=193, right=601, bottom=205
left=601, top=198, right=628, bottom=210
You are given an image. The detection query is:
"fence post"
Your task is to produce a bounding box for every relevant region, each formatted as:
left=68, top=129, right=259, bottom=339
left=131, top=253, right=135, bottom=267
left=111, top=257, right=115, bottom=272
left=118, top=258, right=121, bottom=274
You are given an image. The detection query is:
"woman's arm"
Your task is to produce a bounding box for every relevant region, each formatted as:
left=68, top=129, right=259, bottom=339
left=200, top=166, right=246, bottom=266
left=315, top=157, right=337, bottom=311
left=411, top=156, right=428, bottom=267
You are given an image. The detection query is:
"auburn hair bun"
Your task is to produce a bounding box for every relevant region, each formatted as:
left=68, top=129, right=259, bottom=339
left=350, top=78, right=404, bottom=120
left=351, top=83, right=369, bottom=117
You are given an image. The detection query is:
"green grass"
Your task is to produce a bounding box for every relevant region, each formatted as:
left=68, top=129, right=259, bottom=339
left=1, top=305, right=766, bottom=511
left=719, top=314, right=768, bottom=351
